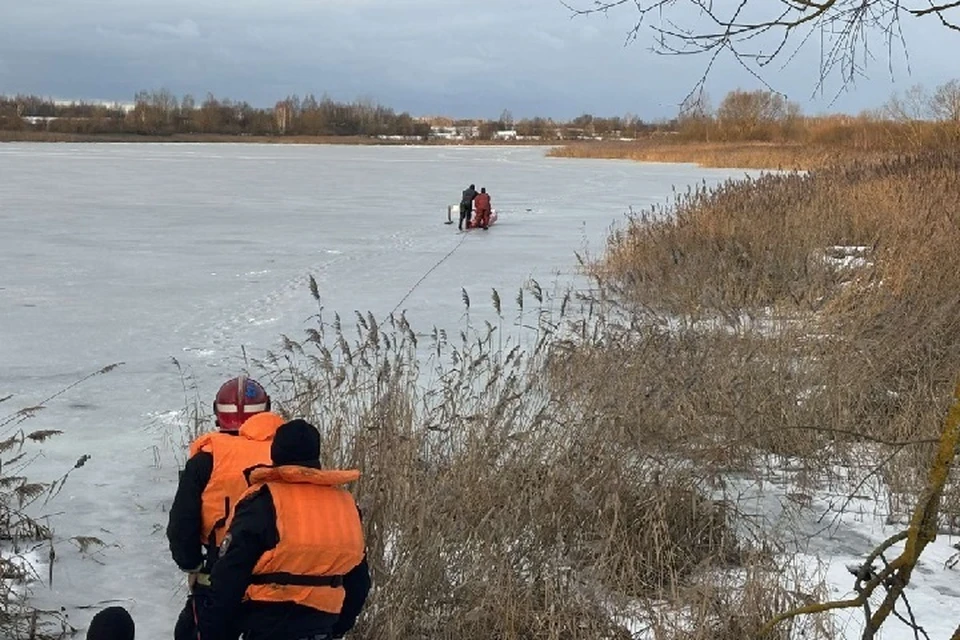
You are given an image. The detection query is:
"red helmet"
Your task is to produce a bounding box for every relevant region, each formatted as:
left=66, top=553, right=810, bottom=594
left=213, top=375, right=271, bottom=432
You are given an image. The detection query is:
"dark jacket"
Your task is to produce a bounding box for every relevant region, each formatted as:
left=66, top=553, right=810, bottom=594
left=461, top=186, right=477, bottom=206
left=167, top=448, right=219, bottom=571
left=197, top=482, right=371, bottom=640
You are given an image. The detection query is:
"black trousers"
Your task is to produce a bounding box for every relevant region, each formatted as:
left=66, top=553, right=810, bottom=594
left=459, top=202, right=472, bottom=228
left=175, top=588, right=242, bottom=640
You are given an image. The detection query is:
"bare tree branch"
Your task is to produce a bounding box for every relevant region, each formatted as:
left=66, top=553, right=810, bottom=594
left=561, top=0, right=960, bottom=94
left=757, top=379, right=960, bottom=638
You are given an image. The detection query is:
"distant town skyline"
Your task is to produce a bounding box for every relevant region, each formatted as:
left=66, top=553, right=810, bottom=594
left=3, top=0, right=960, bottom=120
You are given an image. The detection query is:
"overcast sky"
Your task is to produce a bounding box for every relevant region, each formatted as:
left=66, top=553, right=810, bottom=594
left=2, top=0, right=959, bottom=120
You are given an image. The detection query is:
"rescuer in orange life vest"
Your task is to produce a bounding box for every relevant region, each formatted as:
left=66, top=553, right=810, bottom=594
left=196, top=419, right=371, bottom=640
left=167, top=375, right=284, bottom=640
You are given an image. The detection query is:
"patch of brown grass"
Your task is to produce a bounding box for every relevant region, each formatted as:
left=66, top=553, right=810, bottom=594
left=549, top=119, right=960, bottom=170
left=247, top=289, right=811, bottom=640
left=593, top=149, right=960, bottom=516
left=549, top=140, right=853, bottom=171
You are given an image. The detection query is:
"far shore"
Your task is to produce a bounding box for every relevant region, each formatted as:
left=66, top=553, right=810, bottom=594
left=0, top=131, right=562, bottom=146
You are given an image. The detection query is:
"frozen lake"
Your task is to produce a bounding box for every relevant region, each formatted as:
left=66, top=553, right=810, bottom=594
left=0, top=143, right=747, bottom=635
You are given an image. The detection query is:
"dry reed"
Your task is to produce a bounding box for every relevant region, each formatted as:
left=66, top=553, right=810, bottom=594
left=596, top=150, right=960, bottom=519
left=0, top=366, right=116, bottom=639
left=549, top=119, right=960, bottom=170
left=236, top=277, right=831, bottom=640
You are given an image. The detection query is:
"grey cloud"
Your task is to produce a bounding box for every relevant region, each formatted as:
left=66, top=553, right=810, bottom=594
left=147, top=19, right=201, bottom=39
left=1, top=0, right=958, bottom=119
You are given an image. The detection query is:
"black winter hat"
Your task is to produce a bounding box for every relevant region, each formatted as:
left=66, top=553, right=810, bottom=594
left=87, top=606, right=135, bottom=640
left=271, top=419, right=321, bottom=465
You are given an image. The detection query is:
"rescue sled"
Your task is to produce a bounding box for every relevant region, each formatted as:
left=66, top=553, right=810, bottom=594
left=469, top=209, right=498, bottom=229
left=445, top=205, right=498, bottom=228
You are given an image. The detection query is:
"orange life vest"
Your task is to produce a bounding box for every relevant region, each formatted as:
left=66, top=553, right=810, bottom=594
left=188, top=412, right=284, bottom=547
left=240, top=465, right=365, bottom=614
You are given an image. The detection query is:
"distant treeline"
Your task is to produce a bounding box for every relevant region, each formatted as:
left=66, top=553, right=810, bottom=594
left=670, top=82, right=960, bottom=148
left=0, top=91, right=430, bottom=138
left=0, top=90, right=669, bottom=139
left=6, top=84, right=959, bottom=144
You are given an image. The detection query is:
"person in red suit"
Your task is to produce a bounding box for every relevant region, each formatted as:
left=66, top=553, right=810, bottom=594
left=473, top=187, right=492, bottom=230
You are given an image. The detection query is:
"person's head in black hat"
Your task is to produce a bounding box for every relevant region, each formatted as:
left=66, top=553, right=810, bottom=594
left=270, top=419, right=321, bottom=467
left=87, top=606, right=135, bottom=640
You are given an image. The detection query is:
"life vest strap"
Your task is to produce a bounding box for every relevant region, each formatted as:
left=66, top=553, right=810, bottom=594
left=202, top=496, right=231, bottom=572
left=250, top=572, right=345, bottom=588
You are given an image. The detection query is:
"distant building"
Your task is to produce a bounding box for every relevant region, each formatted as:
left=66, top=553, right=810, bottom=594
left=456, top=125, right=480, bottom=138
left=493, top=130, right=517, bottom=140
left=22, top=116, right=60, bottom=125
left=376, top=134, right=423, bottom=141
left=52, top=99, right=136, bottom=113
left=429, top=126, right=461, bottom=140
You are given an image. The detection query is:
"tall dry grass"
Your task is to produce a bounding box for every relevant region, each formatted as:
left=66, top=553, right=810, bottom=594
left=0, top=365, right=118, bottom=639
left=549, top=141, right=844, bottom=171
left=549, top=119, right=960, bottom=170
left=232, top=278, right=835, bottom=640
left=595, top=150, right=960, bottom=518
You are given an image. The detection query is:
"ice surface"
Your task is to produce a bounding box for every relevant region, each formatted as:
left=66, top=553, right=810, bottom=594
left=0, top=142, right=752, bottom=636
left=723, top=463, right=960, bottom=640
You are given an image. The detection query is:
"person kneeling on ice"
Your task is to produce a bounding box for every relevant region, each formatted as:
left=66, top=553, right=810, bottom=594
left=197, top=419, right=371, bottom=640
left=87, top=606, right=135, bottom=640
left=167, top=375, right=284, bottom=640
left=459, top=183, right=478, bottom=230
left=473, top=187, right=492, bottom=230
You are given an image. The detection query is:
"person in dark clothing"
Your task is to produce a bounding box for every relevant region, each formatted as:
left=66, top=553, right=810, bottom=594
left=197, top=419, right=371, bottom=640
left=167, top=376, right=282, bottom=640
left=86, top=606, right=135, bottom=640
left=459, top=184, right=478, bottom=230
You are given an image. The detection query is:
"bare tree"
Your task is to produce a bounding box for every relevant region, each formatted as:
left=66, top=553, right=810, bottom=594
left=561, top=1, right=960, bottom=99
left=715, top=88, right=800, bottom=139
left=930, top=79, right=960, bottom=121
left=679, top=90, right=712, bottom=119
left=883, top=83, right=932, bottom=121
